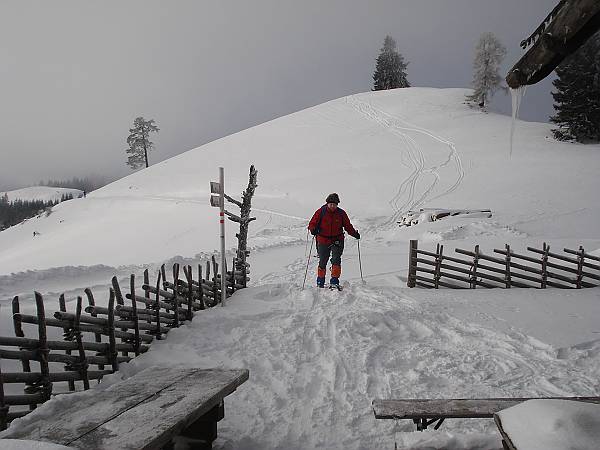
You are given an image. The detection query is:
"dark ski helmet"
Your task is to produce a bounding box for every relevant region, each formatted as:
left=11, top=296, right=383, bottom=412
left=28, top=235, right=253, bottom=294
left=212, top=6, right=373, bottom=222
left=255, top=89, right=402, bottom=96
left=326, top=193, right=340, bottom=204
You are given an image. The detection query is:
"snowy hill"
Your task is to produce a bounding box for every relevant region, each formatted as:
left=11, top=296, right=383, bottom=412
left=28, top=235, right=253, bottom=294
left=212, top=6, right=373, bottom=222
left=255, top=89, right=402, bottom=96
left=1, top=88, right=600, bottom=449
left=0, top=88, right=598, bottom=275
left=1, top=186, right=82, bottom=204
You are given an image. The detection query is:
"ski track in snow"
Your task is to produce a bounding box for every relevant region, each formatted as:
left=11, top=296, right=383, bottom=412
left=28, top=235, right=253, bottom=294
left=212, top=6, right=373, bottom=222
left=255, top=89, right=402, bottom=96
left=346, top=95, right=465, bottom=226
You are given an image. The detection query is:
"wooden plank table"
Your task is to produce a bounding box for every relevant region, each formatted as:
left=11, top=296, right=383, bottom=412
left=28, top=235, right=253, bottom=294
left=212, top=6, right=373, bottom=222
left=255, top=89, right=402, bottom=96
left=2, top=366, right=249, bottom=450
left=372, top=397, right=600, bottom=431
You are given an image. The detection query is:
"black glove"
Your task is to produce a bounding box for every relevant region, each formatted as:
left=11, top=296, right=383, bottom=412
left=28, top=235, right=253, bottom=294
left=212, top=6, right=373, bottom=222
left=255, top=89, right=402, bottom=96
left=310, top=228, right=318, bottom=236
left=354, top=230, right=361, bottom=240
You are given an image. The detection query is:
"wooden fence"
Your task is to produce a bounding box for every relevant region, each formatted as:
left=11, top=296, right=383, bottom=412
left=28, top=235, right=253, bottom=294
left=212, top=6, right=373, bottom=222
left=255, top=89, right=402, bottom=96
left=0, top=166, right=259, bottom=430
left=407, top=240, right=600, bottom=289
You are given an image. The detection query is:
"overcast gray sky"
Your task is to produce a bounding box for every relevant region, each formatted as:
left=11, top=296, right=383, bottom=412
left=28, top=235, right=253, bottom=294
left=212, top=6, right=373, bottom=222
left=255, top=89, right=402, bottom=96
left=0, top=0, right=557, bottom=189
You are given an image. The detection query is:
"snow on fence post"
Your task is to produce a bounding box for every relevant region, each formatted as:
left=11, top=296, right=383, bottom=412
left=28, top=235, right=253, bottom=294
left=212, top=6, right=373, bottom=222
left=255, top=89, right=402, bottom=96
left=34, top=292, right=52, bottom=404
left=504, top=244, right=512, bottom=289
left=407, top=240, right=418, bottom=287
left=434, top=243, right=443, bottom=289
left=59, top=294, right=76, bottom=392
left=183, top=265, right=194, bottom=320
left=470, top=245, right=480, bottom=289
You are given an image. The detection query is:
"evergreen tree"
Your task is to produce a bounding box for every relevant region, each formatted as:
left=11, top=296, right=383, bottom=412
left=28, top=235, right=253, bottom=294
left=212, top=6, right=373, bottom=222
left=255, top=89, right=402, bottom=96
left=466, top=32, right=507, bottom=107
left=550, top=32, right=600, bottom=143
left=373, top=36, right=410, bottom=91
left=125, top=117, right=159, bottom=170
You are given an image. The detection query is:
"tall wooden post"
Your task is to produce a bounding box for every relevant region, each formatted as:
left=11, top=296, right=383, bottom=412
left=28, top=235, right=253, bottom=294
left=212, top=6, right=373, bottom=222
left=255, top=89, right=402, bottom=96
left=219, top=167, right=226, bottom=307
left=470, top=245, right=480, bottom=289
left=505, top=244, right=512, bottom=289
left=541, top=242, right=549, bottom=289
left=407, top=240, right=418, bottom=287
left=434, top=244, right=443, bottom=289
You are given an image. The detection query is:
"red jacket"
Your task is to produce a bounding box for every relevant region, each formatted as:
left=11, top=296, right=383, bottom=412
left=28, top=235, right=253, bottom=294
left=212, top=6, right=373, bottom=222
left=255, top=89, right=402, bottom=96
left=308, top=205, right=357, bottom=245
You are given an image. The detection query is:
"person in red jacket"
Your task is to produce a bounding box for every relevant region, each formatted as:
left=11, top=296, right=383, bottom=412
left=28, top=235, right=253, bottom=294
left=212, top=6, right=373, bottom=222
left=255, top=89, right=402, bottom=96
left=308, top=193, right=360, bottom=288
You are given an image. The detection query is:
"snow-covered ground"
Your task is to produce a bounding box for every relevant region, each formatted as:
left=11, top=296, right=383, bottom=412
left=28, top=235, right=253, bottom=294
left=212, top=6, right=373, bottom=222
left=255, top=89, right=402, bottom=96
left=1, top=186, right=83, bottom=204
left=1, top=88, right=599, bottom=449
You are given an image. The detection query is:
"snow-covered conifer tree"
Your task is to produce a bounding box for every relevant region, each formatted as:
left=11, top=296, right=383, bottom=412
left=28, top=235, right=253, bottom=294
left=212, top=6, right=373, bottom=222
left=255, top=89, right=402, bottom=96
left=125, top=117, right=159, bottom=170
left=466, top=32, right=507, bottom=107
left=550, top=32, right=600, bottom=142
left=373, top=36, right=410, bottom=91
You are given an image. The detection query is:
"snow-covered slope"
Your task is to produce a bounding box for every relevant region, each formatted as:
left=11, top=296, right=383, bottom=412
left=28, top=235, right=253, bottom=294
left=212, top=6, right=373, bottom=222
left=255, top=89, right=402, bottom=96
left=1, top=186, right=82, bottom=204
left=0, top=88, right=598, bottom=275
left=1, top=88, right=600, bottom=449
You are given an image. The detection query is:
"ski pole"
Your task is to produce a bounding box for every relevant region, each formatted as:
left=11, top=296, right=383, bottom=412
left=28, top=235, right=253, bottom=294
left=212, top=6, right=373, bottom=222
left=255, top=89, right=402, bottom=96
left=304, top=228, right=310, bottom=257
left=302, top=236, right=314, bottom=290
left=358, top=239, right=365, bottom=284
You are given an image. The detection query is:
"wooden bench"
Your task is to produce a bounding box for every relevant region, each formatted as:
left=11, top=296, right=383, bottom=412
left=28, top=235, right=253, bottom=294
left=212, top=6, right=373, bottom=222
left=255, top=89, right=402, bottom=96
left=2, top=366, right=249, bottom=450
left=372, top=397, right=600, bottom=431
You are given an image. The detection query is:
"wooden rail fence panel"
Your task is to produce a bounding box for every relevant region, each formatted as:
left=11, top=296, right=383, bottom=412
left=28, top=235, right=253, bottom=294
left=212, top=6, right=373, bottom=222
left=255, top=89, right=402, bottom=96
left=0, top=165, right=259, bottom=430
left=408, top=240, right=600, bottom=289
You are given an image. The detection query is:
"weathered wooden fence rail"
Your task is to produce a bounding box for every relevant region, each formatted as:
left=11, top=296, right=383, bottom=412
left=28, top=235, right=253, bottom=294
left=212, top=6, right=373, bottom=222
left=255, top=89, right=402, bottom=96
left=0, top=166, right=259, bottom=431
left=407, top=240, right=600, bottom=289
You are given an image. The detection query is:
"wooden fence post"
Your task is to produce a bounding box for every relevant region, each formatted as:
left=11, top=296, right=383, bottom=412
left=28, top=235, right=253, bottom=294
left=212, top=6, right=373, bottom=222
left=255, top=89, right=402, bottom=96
left=154, top=272, right=162, bottom=339
left=34, top=292, right=52, bottom=403
left=144, top=269, right=152, bottom=326
left=212, top=256, right=219, bottom=303
left=12, top=296, right=35, bottom=411
left=575, top=246, right=585, bottom=289
left=541, top=242, right=549, bottom=289
left=0, top=363, right=8, bottom=431
left=407, top=240, right=418, bottom=287
left=130, top=275, right=140, bottom=355
left=59, top=294, right=76, bottom=392
left=182, top=265, right=193, bottom=321
left=198, top=264, right=205, bottom=310
left=111, top=277, right=129, bottom=357
left=434, top=244, right=443, bottom=289
left=172, top=264, right=180, bottom=328
left=470, top=245, right=480, bottom=289
left=74, top=296, right=90, bottom=390
left=504, top=244, right=511, bottom=289
left=107, top=288, right=119, bottom=372
left=85, top=288, right=105, bottom=370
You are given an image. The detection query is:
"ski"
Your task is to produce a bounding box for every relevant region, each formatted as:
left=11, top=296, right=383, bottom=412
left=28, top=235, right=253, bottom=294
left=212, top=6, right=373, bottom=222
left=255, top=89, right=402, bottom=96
left=329, top=284, right=343, bottom=291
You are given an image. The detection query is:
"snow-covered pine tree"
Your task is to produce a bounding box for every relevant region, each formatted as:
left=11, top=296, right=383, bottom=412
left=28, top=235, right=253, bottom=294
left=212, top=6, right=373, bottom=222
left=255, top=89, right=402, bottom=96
left=373, top=36, right=410, bottom=91
left=466, top=32, right=507, bottom=107
left=550, top=32, right=600, bottom=143
left=125, top=117, right=159, bottom=170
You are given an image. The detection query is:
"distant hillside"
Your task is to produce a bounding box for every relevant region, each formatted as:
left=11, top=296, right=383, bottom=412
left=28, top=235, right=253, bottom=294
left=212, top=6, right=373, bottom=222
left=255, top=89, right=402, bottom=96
left=1, top=186, right=83, bottom=203
left=0, top=186, right=83, bottom=231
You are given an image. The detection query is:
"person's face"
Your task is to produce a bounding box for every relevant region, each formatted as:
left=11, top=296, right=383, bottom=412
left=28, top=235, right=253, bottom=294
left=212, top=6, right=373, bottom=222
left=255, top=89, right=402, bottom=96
left=327, top=202, right=338, bottom=211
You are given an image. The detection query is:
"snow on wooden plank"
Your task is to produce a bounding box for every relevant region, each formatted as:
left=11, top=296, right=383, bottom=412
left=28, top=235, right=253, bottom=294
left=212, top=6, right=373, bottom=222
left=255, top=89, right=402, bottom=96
left=372, top=397, right=600, bottom=420
left=3, top=366, right=248, bottom=450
